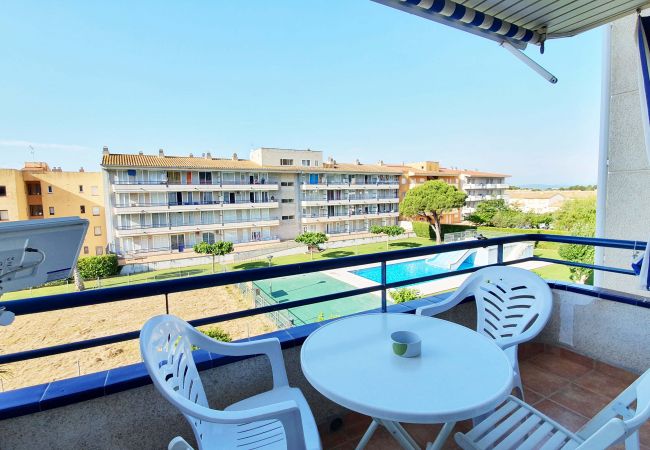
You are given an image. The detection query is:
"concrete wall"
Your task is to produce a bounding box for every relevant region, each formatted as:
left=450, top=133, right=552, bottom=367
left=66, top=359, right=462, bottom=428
left=601, top=14, right=650, bottom=294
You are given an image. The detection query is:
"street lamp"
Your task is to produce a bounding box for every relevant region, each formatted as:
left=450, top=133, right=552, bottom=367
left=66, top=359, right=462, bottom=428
left=266, top=255, right=273, bottom=267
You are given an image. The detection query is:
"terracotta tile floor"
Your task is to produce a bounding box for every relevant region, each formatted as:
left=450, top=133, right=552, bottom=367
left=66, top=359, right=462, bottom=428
left=318, top=344, right=648, bottom=449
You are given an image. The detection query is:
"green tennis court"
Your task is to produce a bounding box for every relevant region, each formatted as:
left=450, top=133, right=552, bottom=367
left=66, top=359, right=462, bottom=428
left=253, top=272, right=381, bottom=325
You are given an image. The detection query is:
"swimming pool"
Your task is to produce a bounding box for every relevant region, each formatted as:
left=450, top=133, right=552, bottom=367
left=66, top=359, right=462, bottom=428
left=352, top=252, right=476, bottom=285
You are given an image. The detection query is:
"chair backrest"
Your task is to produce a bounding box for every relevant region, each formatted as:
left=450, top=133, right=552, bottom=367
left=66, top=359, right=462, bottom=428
left=578, top=368, right=650, bottom=449
left=140, top=315, right=210, bottom=446
left=456, top=266, right=553, bottom=350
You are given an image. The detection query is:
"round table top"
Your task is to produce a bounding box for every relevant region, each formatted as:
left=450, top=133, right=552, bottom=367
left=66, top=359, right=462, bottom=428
left=300, top=313, right=513, bottom=424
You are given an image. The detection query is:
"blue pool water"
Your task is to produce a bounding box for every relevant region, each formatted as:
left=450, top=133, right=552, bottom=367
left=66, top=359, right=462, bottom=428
left=352, top=252, right=476, bottom=285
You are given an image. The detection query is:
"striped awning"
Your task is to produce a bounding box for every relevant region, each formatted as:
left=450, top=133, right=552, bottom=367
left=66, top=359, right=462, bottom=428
left=373, top=0, right=650, bottom=48
left=373, top=0, right=650, bottom=83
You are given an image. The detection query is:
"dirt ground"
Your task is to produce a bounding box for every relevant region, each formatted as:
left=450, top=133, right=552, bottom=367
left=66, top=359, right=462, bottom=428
left=0, top=285, right=277, bottom=391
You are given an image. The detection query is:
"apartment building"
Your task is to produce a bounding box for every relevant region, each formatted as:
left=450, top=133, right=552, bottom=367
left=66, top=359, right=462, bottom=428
left=101, top=148, right=400, bottom=256
left=389, top=161, right=463, bottom=224
left=388, top=161, right=509, bottom=223
left=0, top=162, right=107, bottom=256
left=455, top=170, right=510, bottom=216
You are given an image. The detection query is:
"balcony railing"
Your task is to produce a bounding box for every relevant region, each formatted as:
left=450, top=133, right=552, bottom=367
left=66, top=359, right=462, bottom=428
left=0, top=234, right=643, bottom=369
left=115, top=217, right=279, bottom=230
left=114, top=200, right=277, bottom=208
left=112, top=179, right=280, bottom=186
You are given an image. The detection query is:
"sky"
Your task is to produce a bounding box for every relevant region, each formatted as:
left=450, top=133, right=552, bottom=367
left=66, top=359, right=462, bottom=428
left=0, top=1, right=602, bottom=185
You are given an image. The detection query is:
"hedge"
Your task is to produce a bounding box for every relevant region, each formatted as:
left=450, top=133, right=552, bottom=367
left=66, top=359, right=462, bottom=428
left=411, top=221, right=434, bottom=239
left=441, top=224, right=476, bottom=234
left=477, top=227, right=570, bottom=237
left=76, top=254, right=121, bottom=279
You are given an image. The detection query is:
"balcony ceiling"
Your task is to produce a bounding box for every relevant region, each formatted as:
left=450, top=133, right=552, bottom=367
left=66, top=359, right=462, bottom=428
left=373, top=0, right=650, bottom=46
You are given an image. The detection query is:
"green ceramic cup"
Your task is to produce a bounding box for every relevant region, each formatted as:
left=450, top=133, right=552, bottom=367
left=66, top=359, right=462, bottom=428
left=391, top=331, right=421, bottom=358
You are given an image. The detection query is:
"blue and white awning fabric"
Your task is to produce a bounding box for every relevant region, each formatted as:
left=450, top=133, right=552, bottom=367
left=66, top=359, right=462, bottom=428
left=636, top=15, right=650, bottom=163
left=372, top=0, right=542, bottom=49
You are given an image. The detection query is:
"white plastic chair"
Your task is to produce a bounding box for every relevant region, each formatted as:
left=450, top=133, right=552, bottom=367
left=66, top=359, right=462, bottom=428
left=416, top=266, right=553, bottom=399
left=140, top=315, right=321, bottom=450
left=455, top=368, right=650, bottom=450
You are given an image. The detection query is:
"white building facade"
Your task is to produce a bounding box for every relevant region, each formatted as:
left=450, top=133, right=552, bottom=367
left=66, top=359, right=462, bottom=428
left=458, top=171, right=509, bottom=216
left=102, top=148, right=400, bottom=256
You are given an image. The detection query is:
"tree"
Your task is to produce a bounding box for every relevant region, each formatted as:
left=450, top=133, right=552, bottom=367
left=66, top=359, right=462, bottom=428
left=399, top=180, right=467, bottom=244
left=72, top=265, right=85, bottom=291
left=467, top=199, right=510, bottom=226
left=193, top=241, right=235, bottom=272
left=558, top=223, right=595, bottom=284
left=554, top=198, right=597, bottom=284
left=295, top=232, right=328, bottom=260
left=553, top=198, right=597, bottom=232
left=370, top=224, right=405, bottom=249
left=390, top=287, right=420, bottom=303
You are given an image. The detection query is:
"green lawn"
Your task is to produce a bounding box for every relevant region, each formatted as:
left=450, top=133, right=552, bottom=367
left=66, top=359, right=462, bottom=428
left=532, top=247, right=574, bottom=283
left=3, top=237, right=435, bottom=300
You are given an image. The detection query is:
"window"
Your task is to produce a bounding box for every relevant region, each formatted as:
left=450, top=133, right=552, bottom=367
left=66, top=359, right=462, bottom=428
left=280, top=181, right=294, bottom=187
left=281, top=198, right=294, bottom=203
left=0, top=210, right=8, bottom=221
left=281, top=215, right=295, bottom=220
left=301, top=160, right=311, bottom=167
left=26, top=182, right=41, bottom=195
left=49, top=207, right=55, bottom=215
left=199, top=172, right=212, bottom=185
left=92, top=206, right=100, bottom=216
left=83, top=246, right=89, bottom=254
left=91, top=186, right=99, bottom=196
left=80, top=205, right=86, bottom=214
left=202, top=232, right=215, bottom=244
left=94, top=226, right=102, bottom=236
left=79, top=185, right=84, bottom=193
left=29, top=205, right=43, bottom=216
left=280, top=159, right=293, bottom=166
left=314, top=161, right=319, bottom=167
left=47, top=185, right=53, bottom=193
left=0, top=186, right=6, bottom=196
left=95, top=246, right=104, bottom=255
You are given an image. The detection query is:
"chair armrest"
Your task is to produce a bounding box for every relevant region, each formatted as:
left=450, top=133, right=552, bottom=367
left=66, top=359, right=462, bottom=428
left=415, top=291, right=466, bottom=317
left=192, top=334, right=289, bottom=388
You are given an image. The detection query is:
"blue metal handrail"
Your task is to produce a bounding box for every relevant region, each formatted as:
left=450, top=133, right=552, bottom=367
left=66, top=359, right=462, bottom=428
left=0, top=234, right=645, bottom=365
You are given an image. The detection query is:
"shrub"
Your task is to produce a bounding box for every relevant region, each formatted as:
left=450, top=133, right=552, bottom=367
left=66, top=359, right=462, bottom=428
left=440, top=224, right=476, bottom=234
left=200, top=327, right=232, bottom=342
left=390, top=288, right=420, bottom=303
left=411, top=221, right=434, bottom=239
left=76, top=254, right=121, bottom=279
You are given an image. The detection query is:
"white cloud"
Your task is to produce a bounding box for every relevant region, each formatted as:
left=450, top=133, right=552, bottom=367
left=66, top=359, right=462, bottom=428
left=0, top=140, right=90, bottom=152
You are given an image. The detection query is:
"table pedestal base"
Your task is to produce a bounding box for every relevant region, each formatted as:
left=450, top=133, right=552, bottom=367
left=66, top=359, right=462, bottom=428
left=355, top=418, right=456, bottom=450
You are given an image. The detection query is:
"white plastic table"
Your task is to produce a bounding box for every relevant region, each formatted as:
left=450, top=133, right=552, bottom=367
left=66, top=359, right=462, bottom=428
left=300, top=313, right=513, bottom=450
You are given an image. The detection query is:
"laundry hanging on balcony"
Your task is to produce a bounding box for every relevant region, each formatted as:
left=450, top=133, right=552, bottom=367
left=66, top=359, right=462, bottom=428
left=637, top=14, right=650, bottom=163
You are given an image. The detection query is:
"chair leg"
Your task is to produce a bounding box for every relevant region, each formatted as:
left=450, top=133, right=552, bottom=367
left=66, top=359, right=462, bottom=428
left=512, top=371, right=525, bottom=401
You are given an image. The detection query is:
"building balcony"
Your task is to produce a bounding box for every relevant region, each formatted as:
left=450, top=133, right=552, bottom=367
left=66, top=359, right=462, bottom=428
left=0, top=234, right=647, bottom=449
left=301, top=197, right=399, bottom=207
left=111, top=181, right=279, bottom=193
left=112, top=201, right=279, bottom=214
left=301, top=211, right=399, bottom=223
left=300, top=182, right=400, bottom=190
left=113, top=217, right=280, bottom=237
